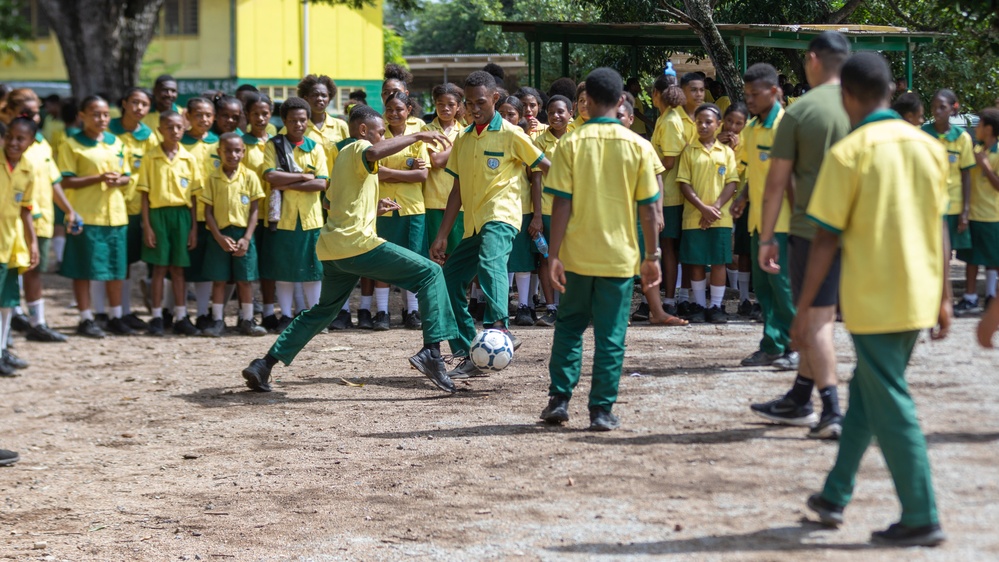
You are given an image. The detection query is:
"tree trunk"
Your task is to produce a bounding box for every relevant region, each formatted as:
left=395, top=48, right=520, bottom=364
left=36, top=0, right=164, bottom=101
left=680, top=0, right=744, bottom=102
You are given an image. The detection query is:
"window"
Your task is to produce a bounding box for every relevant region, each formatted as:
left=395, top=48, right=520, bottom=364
left=162, top=0, right=198, bottom=36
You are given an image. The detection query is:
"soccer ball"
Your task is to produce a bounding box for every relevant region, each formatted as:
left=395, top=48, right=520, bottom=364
left=470, top=329, right=515, bottom=372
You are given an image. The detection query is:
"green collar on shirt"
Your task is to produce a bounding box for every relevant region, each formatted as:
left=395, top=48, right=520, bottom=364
left=34, top=131, right=44, bottom=143
left=855, top=109, right=901, bottom=131
left=756, top=102, right=781, bottom=129
left=921, top=121, right=964, bottom=142
left=181, top=130, right=219, bottom=145
left=294, top=136, right=318, bottom=153
left=108, top=117, right=153, bottom=141
left=72, top=130, right=117, bottom=147
left=987, top=142, right=999, bottom=154
left=464, top=111, right=504, bottom=134
left=583, top=116, right=622, bottom=126
left=241, top=132, right=265, bottom=146
left=336, top=137, right=358, bottom=151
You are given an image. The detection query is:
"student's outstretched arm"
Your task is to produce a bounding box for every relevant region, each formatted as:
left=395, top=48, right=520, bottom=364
left=366, top=131, right=450, bottom=163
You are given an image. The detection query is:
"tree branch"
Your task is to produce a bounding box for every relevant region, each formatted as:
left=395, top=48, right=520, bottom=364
left=826, top=0, right=867, bottom=25
left=657, top=1, right=692, bottom=25
left=886, top=0, right=919, bottom=29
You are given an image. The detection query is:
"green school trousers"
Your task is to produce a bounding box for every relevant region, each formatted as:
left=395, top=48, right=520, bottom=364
left=268, top=242, right=458, bottom=365
left=548, top=272, right=632, bottom=409
left=442, top=221, right=517, bottom=355
left=821, top=331, right=939, bottom=527
left=751, top=232, right=796, bottom=355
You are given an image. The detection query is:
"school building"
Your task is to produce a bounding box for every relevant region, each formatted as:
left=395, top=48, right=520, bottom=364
left=0, top=0, right=385, bottom=111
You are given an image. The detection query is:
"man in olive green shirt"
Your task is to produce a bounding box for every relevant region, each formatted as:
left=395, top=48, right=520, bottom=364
left=755, top=31, right=853, bottom=440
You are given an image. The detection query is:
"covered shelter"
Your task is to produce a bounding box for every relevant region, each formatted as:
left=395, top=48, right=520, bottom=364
left=485, top=21, right=942, bottom=89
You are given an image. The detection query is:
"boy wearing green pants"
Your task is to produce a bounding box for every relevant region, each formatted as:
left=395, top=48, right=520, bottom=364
left=539, top=68, right=662, bottom=431
left=797, top=53, right=951, bottom=547
left=241, top=106, right=458, bottom=394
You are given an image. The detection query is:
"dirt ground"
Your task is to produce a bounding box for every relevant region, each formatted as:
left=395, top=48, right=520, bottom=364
left=1, top=266, right=998, bottom=561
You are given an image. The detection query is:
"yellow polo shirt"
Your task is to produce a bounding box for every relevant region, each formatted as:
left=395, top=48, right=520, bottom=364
left=136, top=145, right=202, bottom=209
left=422, top=118, right=463, bottom=210
left=738, top=102, right=790, bottom=234
left=1, top=153, right=35, bottom=264
left=631, top=97, right=648, bottom=136
left=241, top=133, right=270, bottom=175
left=970, top=143, right=999, bottom=222
left=808, top=110, right=949, bottom=334
left=281, top=114, right=350, bottom=158
left=142, top=104, right=184, bottom=143
left=245, top=123, right=278, bottom=137
left=677, top=139, right=740, bottom=230
left=378, top=122, right=429, bottom=216
left=528, top=123, right=549, bottom=140
left=544, top=117, right=660, bottom=277
left=23, top=133, right=62, bottom=239
left=199, top=164, right=265, bottom=229
left=109, top=117, right=159, bottom=216
left=444, top=112, right=545, bottom=238
left=181, top=131, right=220, bottom=222
left=922, top=122, right=976, bottom=215
left=315, top=138, right=384, bottom=261
left=651, top=107, right=689, bottom=207
left=533, top=128, right=563, bottom=215
left=262, top=136, right=329, bottom=231
left=565, top=116, right=587, bottom=134
left=715, top=96, right=732, bottom=115
left=57, top=131, right=130, bottom=227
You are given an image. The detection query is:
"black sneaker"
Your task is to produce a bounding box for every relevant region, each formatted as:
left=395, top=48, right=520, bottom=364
left=686, top=304, right=706, bottom=324
left=147, top=317, right=165, bottom=337
left=514, top=305, right=534, bottom=326
left=772, top=351, right=800, bottom=371
left=954, top=298, right=979, bottom=317
left=10, top=313, right=30, bottom=332
left=162, top=309, right=174, bottom=330
left=356, top=309, right=374, bottom=330
left=705, top=305, right=728, bottom=324
left=195, top=314, right=213, bottom=331
left=631, top=302, right=650, bottom=322
left=540, top=395, right=570, bottom=424
left=106, top=317, right=137, bottom=336
left=122, top=312, right=148, bottom=331
left=677, top=301, right=692, bottom=319
left=2, top=350, right=28, bottom=370
left=237, top=318, right=267, bottom=337
left=588, top=407, right=620, bottom=431
left=663, top=303, right=678, bottom=317
left=750, top=303, right=763, bottom=322
left=536, top=308, right=557, bottom=327
left=372, top=311, right=390, bottom=331
left=241, top=358, right=273, bottom=392
left=76, top=319, right=105, bottom=339
left=738, top=299, right=753, bottom=317
left=806, top=494, right=845, bottom=527
left=808, top=412, right=843, bottom=440
left=871, top=523, right=946, bottom=547
left=0, top=448, right=19, bottom=466
left=740, top=349, right=781, bottom=367
left=261, top=314, right=280, bottom=332
left=94, top=313, right=110, bottom=330
left=496, top=327, right=522, bottom=351
left=446, top=356, right=483, bottom=380
left=472, top=300, right=485, bottom=322
left=328, top=310, right=353, bottom=331
left=275, top=315, right=294, bottom=333
left=404, top=310, right=422, bottom=330
left=0, top=359, right=13, bottom=377
left=408, top=347, right=456, bottom=393
left=173, top=316, right=201, bottom=336
left=26, top=324, right=68, bottom=343
left=202, top=319, right=225, bottom=338
left=750, top=396, right=819, bottom=426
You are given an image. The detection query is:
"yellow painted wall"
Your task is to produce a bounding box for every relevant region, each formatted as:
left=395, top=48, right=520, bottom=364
left=306, top=1, right=383, bottom=81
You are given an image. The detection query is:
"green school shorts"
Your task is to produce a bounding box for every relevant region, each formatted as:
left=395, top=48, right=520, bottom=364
left=946, top=214, right=972, bottom=251
left=142, top=206, right=193, bottom=267
left=680, top=227, right=733, bottom=266
left=376, top=211, right=427, bottom=256
left=258, top=219, right=321, bottom=282
left=507, top=213, right=537, bottom=273
left=661, top=205, right=683, bottom=240
left=0, top=262, right=19, bottom=308
left=425, top=209, right=464, bottom=256
left=957, top=220, right=999, bottom=266
left=202, top=226, right=259, bottom=282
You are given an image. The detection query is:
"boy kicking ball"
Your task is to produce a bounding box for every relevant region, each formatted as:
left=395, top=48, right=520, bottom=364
left=241, top=105, right=458, bottom=394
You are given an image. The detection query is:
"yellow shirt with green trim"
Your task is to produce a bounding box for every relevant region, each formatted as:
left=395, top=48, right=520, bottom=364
left=533, top=127, right=563, bottom=215
left=262, top=135, right=329, bottom=231
left=57, top=131, right=131, bottom=227
left=921, top=122, right=976, bottom=215
left=715, top=96, right=732, bottom=115
left=23, top=133, right=62, bottom=239
left=970, top=142, right=999, bottom=222
left=565, top=116, right=587, bottom=134
left=737, top=102, right=790, bottom=234
left=808, top=110, right=948, bottom=335
left=528, top=123, right=549, bottom=140
left=422, top=118, right=463, bottom=210
left=136, top=145, right=202, bottom=209
left=142, top=104, right=184, bottom=143
left=631, top=97, right=648, bottom=136
left=245, top=123, right=278, bottom=137
left=281, top=114, right=350, bottom=159
left=181, top=131, right=220, bottom=222
left=109, top=117, right=160, bottom=216
left=241, top=133, right=270, bottom=175
left=651, top=107, right=688, bottom=207
left=198, top=164, right=265, bottom=229
left=0, top=153, right=35, bottom=264
left=544, top=117, right=661, bottom=278
left=378, top=123, right=429, bottom=216
left=315, top=138, right=385, bottom=261
left=444, top=111, right=545, bottom=238
left=677, top=138, right=740, bottom=230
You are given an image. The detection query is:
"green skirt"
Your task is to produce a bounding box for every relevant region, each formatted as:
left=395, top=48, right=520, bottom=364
left=376, top=211, right=427, bottom=256
left=425, top=209, right=464, bottom=256
left=0, top=262, right=19, bottom=308
left=680, top=227, right=733, bottom=265
left=957, top=220, right=999, bottom=266
left=203, top=226, right=260, bottom=282
left=947, top=214, right=972, bottom=251
left=259, top=220, right=322, bottom=282
left=661, top=205, right=683, bottom=240
left=60, top=224, right=128, bottom=280
left=507, top=214, right=536, bottom=272
left=37, top=236, right=52, bottom=274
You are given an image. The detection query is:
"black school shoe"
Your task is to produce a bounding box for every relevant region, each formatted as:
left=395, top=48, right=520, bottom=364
left=588, top=407, right=620, bottom=431
left=147, top=317, right=165, bottom=337
left=514, top=305, right=535, bottom=326
left=751, top=396, right=819, bottom=427
left=261, top=314, right=280, bottom=333
left=122, top=313, right=148, bottom=331
left=2, top=350, right=28, bottom=370
left=631, top=302, right=650, bottom=322
left=238, top=318, right=267, bottom=337
left=202, top=319, right=225, bottom=338
left=356, top=309, right=374, bottom=330
left=953, top=298, right=979, bottom=317
left=106, top=317, right=137, bottom=336
left=871, top=523, right=946, bottom=547
left=806, top=493, right=845, bottom=527
left=0, top=359, right=13, bottom=377
left=94, top=313, right=110, bottom=330
left=372, top=311, right=390, bottom=331
left=26, top=324, right=68, bottom=343
left=705, top=305, right=728, bottom=324
left=676, top=301, right=692, bottom=319
left=0, top=449, right=19, bottom=466
left=540, top=395, right=570, bottom=424
left=686, top=304, right=707, bottom=324
left=195, top=314, right=213, bottom=331
left=536, top=308, right=557, bottom=327
left=328, top=310, right=353, bottom=331
left=76, top=319, right=106, bottom=339
left=173, top=316, right=201, bottom=336
left=10, top=313, right=30, bottom=333
left=241, top=358, right=273, bottom=392
left=738, top=299, right=754, bottom=317
left=408, top=347, right=456, bottom=393
left=403, top=310, right=422, bottom=330
left=275, top=315, right=294, bottom=334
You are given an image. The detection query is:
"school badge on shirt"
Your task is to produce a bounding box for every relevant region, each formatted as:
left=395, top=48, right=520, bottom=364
left=133, top=158, right=142, bottom=170
left=949, top=154, right=958, bottom=164
left=718, top=165, right=727, bottom=176
left=14, top=191, right=23, bottom=203
left=241, top=194, right=250, bottom=205
left=486, top=158, right=500, bottom=170
left=759, top=152, right=769, bottom=162
left=181, top=178, right=190, bottom=189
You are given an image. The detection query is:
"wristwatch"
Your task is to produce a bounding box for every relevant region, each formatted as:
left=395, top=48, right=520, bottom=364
left=645, top=248, right=662, bottom=262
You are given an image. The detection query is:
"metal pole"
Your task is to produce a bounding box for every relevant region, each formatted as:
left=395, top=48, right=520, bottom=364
left=561, top=40, right=569, bottom=78
left=631, top=44, right=639, bottom=79
left=302, top=0, right=310, bottom=76
left=534, top=39, right=542, bottom=89
left=906, top=42, right=913, bottom=89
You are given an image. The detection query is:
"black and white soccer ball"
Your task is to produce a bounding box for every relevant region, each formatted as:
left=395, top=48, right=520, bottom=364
left=470, top=329, right=514, bottom=372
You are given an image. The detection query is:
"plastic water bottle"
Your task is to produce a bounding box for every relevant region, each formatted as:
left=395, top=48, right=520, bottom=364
left=663, top=61, right=676, bottom=77
left=533, top=233, right=549, bottom=258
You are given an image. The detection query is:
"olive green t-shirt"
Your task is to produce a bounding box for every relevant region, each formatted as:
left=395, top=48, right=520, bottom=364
left=771, top=84, right=851, bottom=240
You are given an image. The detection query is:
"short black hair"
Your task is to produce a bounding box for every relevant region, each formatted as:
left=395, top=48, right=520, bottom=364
left=348, top=104, right=381, bottom=126
left=626, top=76, right=641, bottom=88
left=841, top=52, right=893, bottom=104
left=979, top=108, right=999, bottom=136
left=680, top=72, right=704, bottom=88
left=218, top=131, right=244, bottom=145
left=618, top=100, right=635, bottom=117
left=808, top=31, right=851, bottom=71
left=7, top=116, right=38, bottom=137
left=298, top=74, right=338, bottom=99
left=80, top=95, right=107, bottom=113
left=235, top=84, right=259, bottom=94
left=215, top=94, right=242, bottom=113
left=743, top=63, right=779, bottom=87
left=933, top=88, right=959, bottom=107
left=154, top=74, right=176, bottom=88
left=280, top=96, right=312, bottom=120
left=584, top=67, right=624, bottom=108
left=243, top=92, right=273, bottom=115
left=514, top=86, right=542, bottom=104
left=891, top=92, right=923, bottom=117
left=483, top=62, right=505, bottom=82
left=497, top=95, right=523, bottom=117
left=546, top=95, right=572, bottom=111
left=547, top=77, right=577, bottom=102
left=119, top=87, right=152, bottom=109
left=349, top=90, right=368, bottom=102
left=432, top=83, right=464, bottom=103
left=694, top=103, right=722, bottom=120
left=186, top=96, right=213, bottom=113
left=724, top=101, right=750, bottom=120
left=60, top=98, right=78, bottom=124
left=159, top=110, right=183, bottom=124
left=464, top=71, right=497, bottom=91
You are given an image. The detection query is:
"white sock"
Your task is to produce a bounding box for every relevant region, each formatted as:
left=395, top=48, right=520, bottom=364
left=965, top=292, right=979, bottom=304
left=52, top=235, right=66, bottom=263
left=27, top=299, right=44, bottom=327
left=691, top=280, right=707, bottom=307
left=664, top=297, right=676, bottom=306
left=406, top=290, right=419, bottom=313
left=726, top=268, right=738, bottom=290
left=195, top=282, right=212, bottom=317
left=677, top=287, right=690, bottom=303
left=0, top=308, right=11, bottom=351
left=515, top=272, right=531, bottom=307
left=109, top=305, right=123, bottom=319
left=121, top=278, right=132, bottom=315
left=90, top=281, right=106, bottom=313
left=988, top=270, right=998, bottom=298
left=263, top=303, right=275, bottom=317
left=80, top=309, right=94, bottom=321
left=341, top=300, right=351, bottom=313
left=530, top=274, right=540, bottom=302
left=241, top=303, right=254, bottom=321
left=738, top=272, right=751, bottom=302
left=164, top=279, right=175, bottom=308
left=302, top=281, right=321, bottom=309
left=375, top=287, right=389, bottom=313
left=676, top=264, right=683, bottom=289
left=293, top=283, right=306, bottom=313
left=553, top=291, right=560, bottom=306
left=212, top=303, right=224, bottom=321
left=360, top=295, right=372, bottom=311
left=152, top=307, right=163, bottom=319
left=275, top=281, right=294, bottom=317
left=710, top=284, right=726, bottom=308
left=173, top=305, right=187, bottom=320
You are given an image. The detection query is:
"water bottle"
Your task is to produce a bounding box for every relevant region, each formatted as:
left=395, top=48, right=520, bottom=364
left=533, top=233, right=549, bottom=258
